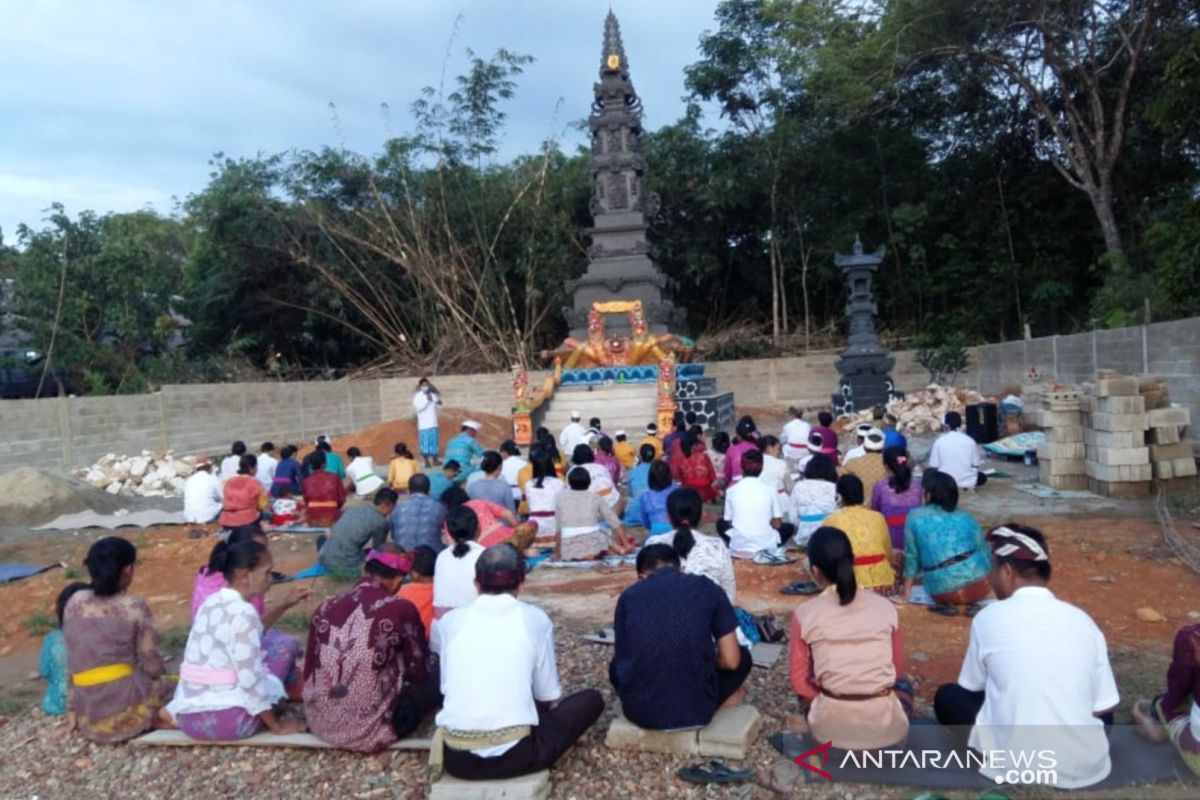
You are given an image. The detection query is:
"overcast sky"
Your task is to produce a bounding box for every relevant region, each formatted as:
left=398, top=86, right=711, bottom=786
left=0, top=0, right=723, bottom=241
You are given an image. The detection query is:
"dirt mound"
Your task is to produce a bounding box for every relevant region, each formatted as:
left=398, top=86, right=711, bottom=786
left=323, top=407, right=514, bottom=463
left=0, top=467, right=129, bottom=527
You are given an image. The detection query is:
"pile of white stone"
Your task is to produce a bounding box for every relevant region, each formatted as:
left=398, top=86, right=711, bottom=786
left=842, top=384, right=989, bottom=435
left=75, top=451, right=198, bottom=497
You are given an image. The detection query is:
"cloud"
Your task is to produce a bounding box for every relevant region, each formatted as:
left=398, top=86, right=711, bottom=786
left=0, top=0, right=721, bottom=238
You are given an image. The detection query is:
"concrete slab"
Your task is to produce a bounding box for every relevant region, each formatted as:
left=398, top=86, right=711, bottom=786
left=430, top=771, right=552, bottom=800
left=697, top=704, right=763, bottom=759
left=605, top=711, right=700, bottom=755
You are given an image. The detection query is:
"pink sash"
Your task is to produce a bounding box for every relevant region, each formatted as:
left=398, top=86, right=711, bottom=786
left=180, top=662, right=238, bottom=686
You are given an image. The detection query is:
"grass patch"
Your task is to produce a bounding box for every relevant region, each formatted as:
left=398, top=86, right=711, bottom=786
left=0, top=685, right=38, bottom=716
left=63, top=566, right=80, bottom=580
left=277, top=612, right=312, bottom=633
left=160, top=625, right=191, bottom=654
left=22, top=612, right=57, bottom=637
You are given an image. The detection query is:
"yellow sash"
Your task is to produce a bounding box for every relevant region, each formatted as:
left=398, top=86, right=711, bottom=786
left=73, top=663, right=135, bottom=687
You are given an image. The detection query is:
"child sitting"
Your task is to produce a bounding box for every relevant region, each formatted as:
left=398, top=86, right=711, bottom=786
left=39, top=582, right=89, bottom=719
left=396, top=545, right=436, bottom=638
left=270, top=487, right=304, bottom=527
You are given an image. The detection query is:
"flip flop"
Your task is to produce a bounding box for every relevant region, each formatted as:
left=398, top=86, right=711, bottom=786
left=753, top=550, right=795, bottom=566
left=964, top=603, right=984, bottom=617
left=780, top=580, right=822, bottom=596
left=677, top=760, right=755, bottom=785
left=929, top=603, right=960, bottom=617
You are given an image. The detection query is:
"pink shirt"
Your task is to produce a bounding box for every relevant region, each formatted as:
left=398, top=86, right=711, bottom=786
left=724, top=440, right=759, bottom=484
left=191, top=568, right=265, bottom=619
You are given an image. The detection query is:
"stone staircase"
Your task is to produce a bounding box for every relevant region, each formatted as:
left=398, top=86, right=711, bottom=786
left=535, top=383, right=659, bottom=438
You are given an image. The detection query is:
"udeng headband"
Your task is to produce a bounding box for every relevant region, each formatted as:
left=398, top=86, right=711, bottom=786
left=987, top=526, right=1049, bottom=562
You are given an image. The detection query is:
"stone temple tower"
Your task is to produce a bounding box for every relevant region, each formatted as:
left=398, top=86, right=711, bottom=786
left=563, top=10, right=682, bottom=339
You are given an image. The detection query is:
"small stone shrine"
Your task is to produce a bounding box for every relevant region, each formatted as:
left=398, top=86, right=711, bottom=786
left=831, top=236, right=899, bottom=414
left=563, top=10, right=682, bottom=340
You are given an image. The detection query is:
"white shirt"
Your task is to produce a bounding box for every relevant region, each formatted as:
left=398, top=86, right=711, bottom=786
left=346, top=456, right=384, bottom=496
left=958, top=586, right=1119, bottom=789
left=760, top=453, right=791, bottom=495
left=559, top=421, right=586, bottom=454
left=182, top=470, right=223, bottom=523
left=842, top=445, right=866, bottom=464
left=582, top=463, right=619, bottom=508
left=645, top=529, right=736, bottom=602
left=501, top=456, right=528, bottom=501
left=524, top=477, right=564, bottom=528
left=723, top=475, right=785, bottom=554
left=789, top=479, right=838, bottom=545
left=929, top=430, right=981, bottom=488
left=413, top=390, right=440, bottom=430
left=433, top=593, right=562, bottom=756
left=781, top=419, right=812, bottom=455
left=254, top=453, right=278, bottom=491
left=433, top=540, right=485, bottom=613
left=167, top=588, right=284, bottom=718
left=218, top=455, right=240, bottom=482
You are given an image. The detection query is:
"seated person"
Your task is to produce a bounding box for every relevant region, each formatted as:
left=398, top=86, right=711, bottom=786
left=318, top=488, right=399, bottom=579
left=346, top=446, right=385, bottom=497
left=302, top=450, right=347, bottom=527
left=822, top=475, right=895, bottom=592
left=168, top=539, right=304, bottom=740
left=40, top=582, right=89, bottom=719
left=192, top=529, right=308, bottom=695
left=391, top=473, right=447, bottom=552
left=620, top=444, right=656, bottom=526
left=443, top=486, right=533, bottom=551
left=468, top=451, right=517, bottom=514
left=900, top=470, right=991, bottom=615
left=444, top=421, right=485, bottom=484
left=304, top=549, right=438, bottom=751
left=610, top=544, right=750, bottom=730
left=644, top=488, right=736, bottom=602
left=673, top=432, right=718, bottom=503
left=433, top=507, right=485, bottom=621
left=271, top=445, right=303, bottom=499
left=870, top=446, right=923, bottom=555
left=522, top=450, right=565, bottom=552
left=397, top=546, right=437, bottom=639
left=182, top=456, right=222, bottom=524
left=758, top=435, right=792, bottom=496
left=841, top=428, right=887, bottom=499
left=934, top=524, right=1119, bottom=790
left=1134, top=624, right=1200, bottom=776
left=788, top=453, right=839, bottom=547
left=789, top=526, right=910, bottom=751
left=812, top=412, right=840, bottom=465
left=270, top=487, right=304, bottom=527
left=63, top=538, right=173, bottom=743
left=612, top=430, right=637, bottom=470
left=431, top=544, right=604, bottom=780
left=630, top=461, right=676, bottom=537
left=719, top=450, right=792, bottom=556
left=929, top=411, right=987, bottom=489
left=554, top=467, right=632, bottom=561
left=571, top=444, right=619, bottom=510
left=842, top=423, right=873, bottom=465
left=387, top=442, right=419, bottom=491
left=220, top=453, right=266, bottom=532
left=427, top=460, right=461, bottom=502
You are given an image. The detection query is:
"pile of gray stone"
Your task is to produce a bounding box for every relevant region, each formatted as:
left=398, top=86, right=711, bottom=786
left=75, top=451, right=198, bottom=497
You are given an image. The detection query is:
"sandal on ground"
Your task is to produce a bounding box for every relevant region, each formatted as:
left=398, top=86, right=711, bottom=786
left=929, top=603, right=960, bottom=617
left=753, top=550, right=794, bottom=566
left=964, top=603, right=984, bottom=617
left=677, top=760, right=755, bottom=785
left=780, top=580, right=822, bottom=596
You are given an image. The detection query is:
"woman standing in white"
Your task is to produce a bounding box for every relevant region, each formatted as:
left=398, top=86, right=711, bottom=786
left=413, top=377, right=443, bottom=469
left=168, top=539, right=303, bottom=740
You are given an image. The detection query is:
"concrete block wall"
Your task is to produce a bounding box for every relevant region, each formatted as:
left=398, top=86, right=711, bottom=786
left=976, top=318, right=1200, bottom=438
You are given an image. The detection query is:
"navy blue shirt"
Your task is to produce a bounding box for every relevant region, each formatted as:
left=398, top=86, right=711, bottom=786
left=609, top=567, right=739, bottom=730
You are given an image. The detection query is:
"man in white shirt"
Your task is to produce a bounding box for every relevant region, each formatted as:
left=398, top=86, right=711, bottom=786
left=780, top=407, right=811, bottom=470
left=935, top=524, right=1119, bottom=790
left=431, top=544, right=604, bottom=780
left=499, top=440, right=528, bottom=504
left=718, top=450, right=792, bottom=555
left=255, top=442, right=278, bottom=491
left=928, top=411, right=986, bottom=488
left=182, top=457, right=223, bottom=523
left=842, top=423, right=873, bottom=465
left=413, top=377, right=443, bottom=469
left=219, top=440, right=246, bottom=482
left=559, top=410, right=587, bottom=455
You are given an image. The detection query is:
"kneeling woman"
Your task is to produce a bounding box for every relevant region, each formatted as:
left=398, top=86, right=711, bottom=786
left=63, top=537, right=174, bottom=743
left=788, top=526, right=910, bottom=751
left=900, top=470, right=991, bottom=616
left=168, top=540, right=304, bottom=739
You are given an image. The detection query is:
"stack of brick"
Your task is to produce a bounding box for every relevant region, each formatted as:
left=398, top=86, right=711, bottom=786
left=1147, top=406, right=1197, bottom=481
left=1036, top=389, right=1087, bottom=490
left=1022, top=382, right=1046, bottom=429
left=1083, top=376, right=1151, bottom=497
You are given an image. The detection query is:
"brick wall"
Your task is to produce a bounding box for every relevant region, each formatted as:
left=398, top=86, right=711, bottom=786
left=3, top=317, right=1195, bottom=473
